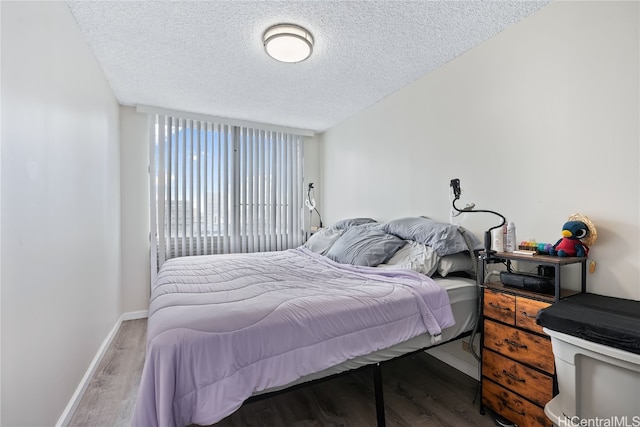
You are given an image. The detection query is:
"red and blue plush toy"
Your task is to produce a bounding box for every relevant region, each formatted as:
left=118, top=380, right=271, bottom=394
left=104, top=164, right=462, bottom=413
left=548, top=214, right=597, bottom=257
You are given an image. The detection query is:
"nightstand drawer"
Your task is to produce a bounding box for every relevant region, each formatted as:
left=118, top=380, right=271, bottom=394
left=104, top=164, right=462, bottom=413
left=484, top=319, right=555, bottom=374
left=483, top=380, right=552, bottom=427
left=516, top=297, right=550, bottom=335
left=484, top=289, right=515, bottom=324
left=482, top=349, right=553, bottom=406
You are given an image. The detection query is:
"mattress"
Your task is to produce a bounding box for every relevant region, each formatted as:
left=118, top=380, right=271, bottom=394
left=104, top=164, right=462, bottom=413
left=256, top=275, right=478, bottom=394
left=133, top=249, right=474, bottom=427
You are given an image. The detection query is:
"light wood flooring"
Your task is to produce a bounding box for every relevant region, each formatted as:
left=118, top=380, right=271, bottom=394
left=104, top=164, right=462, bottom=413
left=70, top=319, right=497, bottom=427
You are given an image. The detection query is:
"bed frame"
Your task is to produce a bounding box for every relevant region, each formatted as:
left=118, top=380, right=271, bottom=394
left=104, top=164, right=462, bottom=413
left=242, top=330, right=475, bottom=427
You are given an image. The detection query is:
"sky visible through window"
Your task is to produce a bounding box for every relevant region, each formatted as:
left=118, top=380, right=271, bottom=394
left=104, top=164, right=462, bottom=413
left=153, top=119, right=302, bottom=241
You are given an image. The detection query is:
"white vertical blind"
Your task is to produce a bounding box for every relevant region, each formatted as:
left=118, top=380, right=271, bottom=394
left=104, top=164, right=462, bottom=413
left=149, top=113, right=305, bottom=271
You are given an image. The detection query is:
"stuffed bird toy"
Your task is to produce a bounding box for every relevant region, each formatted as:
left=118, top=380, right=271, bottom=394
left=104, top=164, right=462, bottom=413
left=548, top=220, right=590, bottom=257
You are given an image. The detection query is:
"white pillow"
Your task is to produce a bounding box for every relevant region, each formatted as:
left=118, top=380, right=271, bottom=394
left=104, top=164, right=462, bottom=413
left=378, top=241, right=440, bottom=276
left=302, top=227, right=344, bottom=255
left=437, top=252, right=475, bottom=277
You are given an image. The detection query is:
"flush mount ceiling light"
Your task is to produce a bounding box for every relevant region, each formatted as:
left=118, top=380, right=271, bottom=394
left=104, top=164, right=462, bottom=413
left=263, top=24, right=314, bottom=63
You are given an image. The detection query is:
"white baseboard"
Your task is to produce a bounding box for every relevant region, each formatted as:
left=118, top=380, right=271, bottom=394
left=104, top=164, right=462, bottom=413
left=426, top=347, right=480, bottom=381
left=55, top=310, right=149, bottom=427
left=121, top=309, right=149, bottom=321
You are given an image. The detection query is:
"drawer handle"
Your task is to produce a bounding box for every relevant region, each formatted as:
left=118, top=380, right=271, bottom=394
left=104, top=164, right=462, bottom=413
left=505, top=404, right=526, bottom=417
left=502, top=369, right=526, bottom=383
left=489, top=302, right=512, bottom=312
left=504, top=338, right=528, bottom=349
left=521, top=311, right=537, bottom=319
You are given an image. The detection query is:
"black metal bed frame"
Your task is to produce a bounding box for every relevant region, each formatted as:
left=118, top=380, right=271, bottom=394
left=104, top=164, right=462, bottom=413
left=244, top=329, right=474, bottom=427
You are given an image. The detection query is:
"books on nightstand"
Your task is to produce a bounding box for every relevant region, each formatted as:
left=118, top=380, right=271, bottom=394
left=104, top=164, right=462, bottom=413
left=512, top=249, right=537, bottom=256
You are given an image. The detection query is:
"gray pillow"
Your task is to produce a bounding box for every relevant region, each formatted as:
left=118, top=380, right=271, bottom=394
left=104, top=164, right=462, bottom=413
left=326, top=225, right=406, bottom=266
left=332, top=217, right=378, bottom=230
left=302, top=227, right=344, bottom=255
left=383, top=217, right=482, bottom=256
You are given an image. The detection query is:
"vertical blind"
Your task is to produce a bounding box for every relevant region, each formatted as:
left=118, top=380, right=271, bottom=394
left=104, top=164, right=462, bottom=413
left=149, top=113, right=305, bottom=274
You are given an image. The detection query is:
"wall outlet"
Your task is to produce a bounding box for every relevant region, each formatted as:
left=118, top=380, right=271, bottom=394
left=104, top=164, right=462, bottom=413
left=461, top=340, right=471, bottom=353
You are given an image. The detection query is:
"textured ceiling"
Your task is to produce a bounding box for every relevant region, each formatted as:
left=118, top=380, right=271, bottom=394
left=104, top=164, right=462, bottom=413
left=68, top=1, right=550, bottom=132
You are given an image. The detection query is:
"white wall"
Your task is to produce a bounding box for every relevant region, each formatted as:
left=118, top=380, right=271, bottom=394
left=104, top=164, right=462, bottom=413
left=120, top=107, right=150, bottom=312
left=1, top=2, right=122, bottom=426
left=322, top=1, right=639, bottom=301
left=321, top=0, right=638, bottom=377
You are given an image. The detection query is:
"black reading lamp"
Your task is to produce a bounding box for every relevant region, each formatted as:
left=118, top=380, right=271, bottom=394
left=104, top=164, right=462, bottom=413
left=450, top=178, right=506, bottom=255
left=305, top=183, right=323, bottom=230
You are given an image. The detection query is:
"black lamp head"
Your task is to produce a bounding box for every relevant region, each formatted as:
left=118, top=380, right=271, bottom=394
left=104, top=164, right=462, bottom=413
left=450, top=178, right=461, bottom=200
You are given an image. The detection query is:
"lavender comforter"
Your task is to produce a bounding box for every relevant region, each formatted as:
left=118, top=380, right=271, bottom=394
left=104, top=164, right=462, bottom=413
left=132, top=248, right=455, bottom=427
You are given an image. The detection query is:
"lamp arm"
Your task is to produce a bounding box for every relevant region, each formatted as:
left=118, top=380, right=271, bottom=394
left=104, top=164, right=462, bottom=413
left=314, top=207, right=323, bottom=228
left=452, top=198, right=506, bottom=253
left=306, top=183, right=323, bottom=229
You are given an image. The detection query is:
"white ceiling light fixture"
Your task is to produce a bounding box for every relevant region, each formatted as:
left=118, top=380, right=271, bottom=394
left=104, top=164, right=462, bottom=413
left=263, top=24, right=314, bottom=63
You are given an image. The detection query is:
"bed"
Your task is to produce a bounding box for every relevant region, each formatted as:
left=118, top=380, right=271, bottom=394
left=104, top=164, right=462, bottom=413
left=132, top=217, right=483, bottom=427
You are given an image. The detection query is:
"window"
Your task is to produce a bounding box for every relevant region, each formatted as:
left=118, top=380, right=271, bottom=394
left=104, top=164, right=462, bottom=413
left=149, top=113, right=305, bottom=273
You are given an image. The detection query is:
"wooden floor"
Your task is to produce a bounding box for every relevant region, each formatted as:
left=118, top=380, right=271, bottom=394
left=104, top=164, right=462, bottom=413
left=69, top=319, right=147, bottom=427
left=70, top=319, right=497, bottom=427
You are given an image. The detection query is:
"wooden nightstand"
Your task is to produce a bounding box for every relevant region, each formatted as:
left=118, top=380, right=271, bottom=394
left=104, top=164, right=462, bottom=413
left=479, top=252, right=586, bottom=427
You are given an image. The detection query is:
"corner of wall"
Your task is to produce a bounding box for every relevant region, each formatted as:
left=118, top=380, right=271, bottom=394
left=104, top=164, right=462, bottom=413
left=119, top=106, right=151, bottom=313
